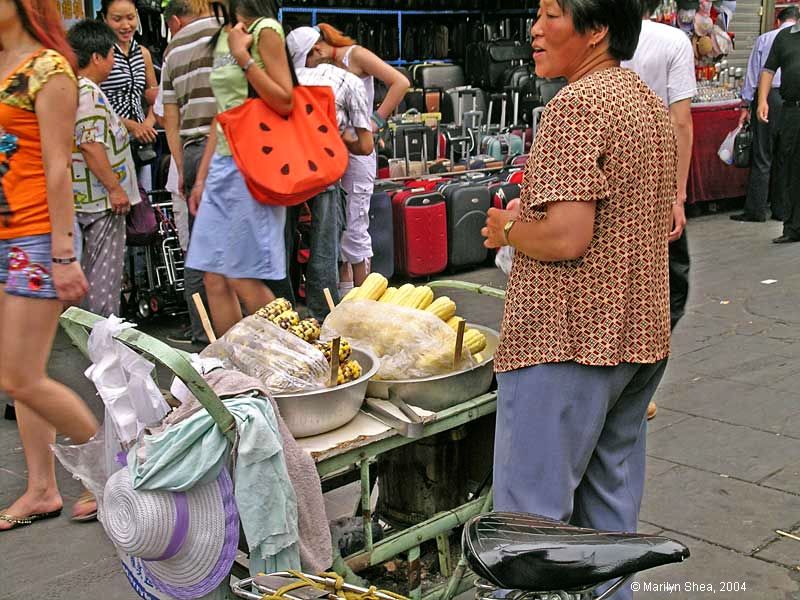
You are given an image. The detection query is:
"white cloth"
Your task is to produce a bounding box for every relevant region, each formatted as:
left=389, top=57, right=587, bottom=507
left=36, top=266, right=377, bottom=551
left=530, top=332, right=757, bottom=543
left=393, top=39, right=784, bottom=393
left=622, top=20, right=697, bottom=107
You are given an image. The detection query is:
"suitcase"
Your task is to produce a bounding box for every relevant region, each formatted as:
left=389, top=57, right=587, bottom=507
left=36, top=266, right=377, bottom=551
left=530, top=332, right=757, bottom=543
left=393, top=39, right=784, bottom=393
left=368, top=191, right=395, bottom=278
left=392, top=190, right=448, bottom=277
left=405, top=87, right=444, bottom=113
left=489, top=182, right=520, bottom=209
left=507, top=170, right=524, bottom=184
left=466, top=40, right=531, bottom=90
left=480, top=94, right=524, bottom=161
left=415, top=64, right=465, bottom=91
left=443, top=183, right=491, bottom=268
left=442, top=86, right=486, bottom=126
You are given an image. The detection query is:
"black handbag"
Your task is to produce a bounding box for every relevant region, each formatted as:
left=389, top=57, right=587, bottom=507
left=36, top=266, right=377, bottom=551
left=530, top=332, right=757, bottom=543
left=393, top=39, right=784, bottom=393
left=733, top=121, right=753, bottom=168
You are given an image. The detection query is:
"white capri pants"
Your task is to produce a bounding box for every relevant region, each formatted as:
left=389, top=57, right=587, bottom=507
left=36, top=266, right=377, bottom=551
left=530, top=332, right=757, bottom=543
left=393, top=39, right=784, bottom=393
left=340, top=151, right=376, bottom=264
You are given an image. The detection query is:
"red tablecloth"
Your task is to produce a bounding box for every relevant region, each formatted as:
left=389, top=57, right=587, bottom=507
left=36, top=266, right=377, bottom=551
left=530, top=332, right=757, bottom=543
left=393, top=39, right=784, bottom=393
left=688, top=102, right=750, bottom=204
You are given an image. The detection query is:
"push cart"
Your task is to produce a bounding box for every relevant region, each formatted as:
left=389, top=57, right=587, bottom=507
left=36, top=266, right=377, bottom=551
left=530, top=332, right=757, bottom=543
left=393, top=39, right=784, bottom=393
left=59, top=281, right=505, bottom=600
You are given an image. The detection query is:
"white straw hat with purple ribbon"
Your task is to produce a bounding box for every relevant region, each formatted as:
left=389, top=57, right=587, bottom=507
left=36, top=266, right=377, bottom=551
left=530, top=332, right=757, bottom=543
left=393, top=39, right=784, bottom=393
left=103, top=466, right=239, bottom=600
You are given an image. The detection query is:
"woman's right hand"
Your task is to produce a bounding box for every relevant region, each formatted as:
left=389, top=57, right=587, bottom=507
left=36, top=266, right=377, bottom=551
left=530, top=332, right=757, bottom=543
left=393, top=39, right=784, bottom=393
left=52, top=261, right=89, bottom=305
left=757, top=102, right=769, bottom=123
left=131, top=121, right=158, bottom=143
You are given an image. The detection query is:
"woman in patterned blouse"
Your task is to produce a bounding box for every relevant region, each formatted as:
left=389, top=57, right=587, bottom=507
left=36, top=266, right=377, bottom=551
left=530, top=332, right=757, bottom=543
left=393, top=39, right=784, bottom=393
left=0, top=0, right=98, bottom=530
left=481, top=0, right=677, bottom=589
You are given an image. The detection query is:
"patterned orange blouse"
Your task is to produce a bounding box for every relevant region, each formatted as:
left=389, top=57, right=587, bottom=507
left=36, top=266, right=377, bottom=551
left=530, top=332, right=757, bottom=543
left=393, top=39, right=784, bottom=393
left=0, top=49, right=76, bottom=240
left=494, top=67, right=676, bottom=372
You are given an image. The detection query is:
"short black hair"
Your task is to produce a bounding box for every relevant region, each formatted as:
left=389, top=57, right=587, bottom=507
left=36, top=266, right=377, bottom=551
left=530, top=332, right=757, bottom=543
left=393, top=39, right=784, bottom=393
left=164, top=0, right=190, bottom=19
left=778, top=6, right=799, bottom=23
left=100, top=0, right=135, bottom=16
left=557, top=0, right=643, bottom=61
left=68, top=19, right=117, bottom=69
left=640, top=0, right=662, bottom=18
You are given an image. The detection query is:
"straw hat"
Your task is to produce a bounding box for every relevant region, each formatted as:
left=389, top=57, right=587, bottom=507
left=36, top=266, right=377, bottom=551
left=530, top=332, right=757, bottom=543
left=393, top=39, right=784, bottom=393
left=103, top=467, right=239, bottom=600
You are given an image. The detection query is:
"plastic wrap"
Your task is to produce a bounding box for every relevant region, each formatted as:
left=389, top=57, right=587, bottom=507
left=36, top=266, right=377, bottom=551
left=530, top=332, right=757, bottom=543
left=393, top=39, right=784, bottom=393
left=201, top=315, right=329, bottom=394
left=321, top=300, right=475, bottom=380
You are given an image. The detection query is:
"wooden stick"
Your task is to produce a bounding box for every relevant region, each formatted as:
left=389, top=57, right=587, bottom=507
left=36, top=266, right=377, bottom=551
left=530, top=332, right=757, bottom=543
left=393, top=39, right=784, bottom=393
left=192, top=293, right=217, bottom=343
left=776, top=530, right=800, bottom=543
left=323, top=288, right=336, bottom=313
left=329, top=336, right=341, bottom=388
left=453, top=320, right=466, bottom=369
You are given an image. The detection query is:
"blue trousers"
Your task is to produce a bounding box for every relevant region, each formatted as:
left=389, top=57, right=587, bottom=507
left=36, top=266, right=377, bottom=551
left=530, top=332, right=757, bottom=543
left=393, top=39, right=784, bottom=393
left=494, top=359, right=667, bottom=599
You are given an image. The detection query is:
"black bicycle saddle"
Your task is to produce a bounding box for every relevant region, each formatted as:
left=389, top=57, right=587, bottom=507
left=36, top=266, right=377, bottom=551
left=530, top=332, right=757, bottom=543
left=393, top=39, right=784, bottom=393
left=463, top=512, right=690, bottom=592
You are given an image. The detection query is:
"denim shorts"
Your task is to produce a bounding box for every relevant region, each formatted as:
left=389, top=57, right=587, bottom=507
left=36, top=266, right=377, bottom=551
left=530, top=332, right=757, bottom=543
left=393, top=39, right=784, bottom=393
left=0, top=234, right=59, bottom=299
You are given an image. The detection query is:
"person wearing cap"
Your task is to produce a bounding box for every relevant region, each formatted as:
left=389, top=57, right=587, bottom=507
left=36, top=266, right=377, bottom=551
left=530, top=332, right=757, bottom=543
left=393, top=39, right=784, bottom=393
left=288, top=24, right=408, bottom=299
left=285, top=28, right=374, bottom=320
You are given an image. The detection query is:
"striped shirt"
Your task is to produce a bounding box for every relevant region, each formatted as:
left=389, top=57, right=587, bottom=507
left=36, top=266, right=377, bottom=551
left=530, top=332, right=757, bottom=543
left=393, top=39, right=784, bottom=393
left=100, top=40, right=146, bottom=123
left=161, top=17, right=219, bottom=143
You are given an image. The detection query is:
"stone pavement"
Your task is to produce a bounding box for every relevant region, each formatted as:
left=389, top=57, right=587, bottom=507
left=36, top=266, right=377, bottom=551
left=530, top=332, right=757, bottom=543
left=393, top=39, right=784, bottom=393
left=1, top=210, right=800, bottom=599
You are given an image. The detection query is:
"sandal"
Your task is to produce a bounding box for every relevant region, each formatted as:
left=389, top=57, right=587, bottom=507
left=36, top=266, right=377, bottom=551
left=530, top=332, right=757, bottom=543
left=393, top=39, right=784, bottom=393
left=0, top=508, right=62, bottom=531
left=71, top=491, right=98, bottom=523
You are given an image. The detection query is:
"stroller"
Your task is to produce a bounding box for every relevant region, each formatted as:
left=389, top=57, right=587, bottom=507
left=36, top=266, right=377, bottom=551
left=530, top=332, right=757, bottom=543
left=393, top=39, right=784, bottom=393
left=121, top=189, right=188, bottom=322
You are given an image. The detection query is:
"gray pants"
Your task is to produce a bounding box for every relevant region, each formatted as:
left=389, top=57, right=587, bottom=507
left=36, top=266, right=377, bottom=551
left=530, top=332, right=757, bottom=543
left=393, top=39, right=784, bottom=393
left=743, top=89, right=783, bottom=219
left=77, top=211, right=126, bottom=317
left=182, top=139, right=209, bottom=343
left=494, top=359, right=667, bottom=600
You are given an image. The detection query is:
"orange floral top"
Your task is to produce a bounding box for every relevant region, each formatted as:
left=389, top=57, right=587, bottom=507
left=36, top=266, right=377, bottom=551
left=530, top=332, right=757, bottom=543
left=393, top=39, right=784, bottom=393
left=0, top=49, right=76, bottom=239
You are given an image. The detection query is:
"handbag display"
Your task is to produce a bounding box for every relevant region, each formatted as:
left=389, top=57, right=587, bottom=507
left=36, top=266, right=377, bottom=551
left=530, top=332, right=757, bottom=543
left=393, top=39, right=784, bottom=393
left=217, top=85, right=349, bottom=206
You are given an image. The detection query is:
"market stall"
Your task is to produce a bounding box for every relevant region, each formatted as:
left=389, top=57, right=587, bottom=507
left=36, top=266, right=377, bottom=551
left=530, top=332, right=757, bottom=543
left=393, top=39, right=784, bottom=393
left=58, top=279, right=503, bottom=600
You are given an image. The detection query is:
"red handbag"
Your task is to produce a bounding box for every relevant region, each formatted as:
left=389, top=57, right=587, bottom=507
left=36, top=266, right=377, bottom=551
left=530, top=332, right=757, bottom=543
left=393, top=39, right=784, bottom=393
left=217, top=85, right=349, bottom=206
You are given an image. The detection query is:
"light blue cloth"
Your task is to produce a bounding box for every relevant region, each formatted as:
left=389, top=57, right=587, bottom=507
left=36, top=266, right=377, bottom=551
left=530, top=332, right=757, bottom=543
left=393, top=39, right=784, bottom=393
left=742, top=20, right=795, bottom=102
left=129, top=396, right=300, bottom=569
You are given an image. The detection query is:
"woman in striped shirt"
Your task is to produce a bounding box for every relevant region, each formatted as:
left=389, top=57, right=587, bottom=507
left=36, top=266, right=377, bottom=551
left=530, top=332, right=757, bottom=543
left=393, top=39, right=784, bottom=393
left=99, top=0, right=158, bottom=151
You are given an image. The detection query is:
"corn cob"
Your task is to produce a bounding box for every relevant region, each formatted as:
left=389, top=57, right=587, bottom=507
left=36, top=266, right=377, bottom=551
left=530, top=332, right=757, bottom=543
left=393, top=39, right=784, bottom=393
left=446, top=316, right=465, bottom=331
left=315, top=339, right=352, bottom=363
left=341, top=287, right=361, bottom=302
left=289, top=318, right=321, bottom=342
left=379, top=287, right=397, bottom=302
left=337, top=359, right=363, bottom=385
left=425, top=296, right=457, bottom=321
left=387, top=283, right=415, bottom=306
left=256, top=297, right=291, bottom=320
left=359, top=273, right=389, bottom=301
left=272, top=309, right=300, bottom=330
left=464, top=328, right=487, bottom=355
left=411, top=286, right=434, bottom=309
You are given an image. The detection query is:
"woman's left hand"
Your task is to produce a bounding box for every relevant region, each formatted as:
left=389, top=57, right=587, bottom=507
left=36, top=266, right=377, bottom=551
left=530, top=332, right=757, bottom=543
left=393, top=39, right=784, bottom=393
left=229, top=23, right=254, bottom=62
left=482, top=203, right=520, bottom=249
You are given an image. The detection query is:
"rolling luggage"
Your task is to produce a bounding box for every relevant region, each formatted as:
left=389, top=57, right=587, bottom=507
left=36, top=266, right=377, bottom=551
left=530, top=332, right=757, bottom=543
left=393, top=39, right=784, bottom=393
left=442, top=86, right=486, bottom=126
left=480, top=94, right=524, bottom=161
left=466, top=40, right=531, bottom=90
left=442, top=182, right=491, bottom=269
left=368, top=191, right=395, bottom=278
left=489, top=182, right=520, bottom=209
left=392, top=190, right=448, bottom=277
left=415, top=63, right=465, bottom=91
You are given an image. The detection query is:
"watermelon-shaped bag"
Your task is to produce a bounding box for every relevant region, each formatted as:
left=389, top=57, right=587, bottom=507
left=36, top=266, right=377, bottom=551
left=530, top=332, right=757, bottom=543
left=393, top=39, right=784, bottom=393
left=217, top=84, right=349, bottom=206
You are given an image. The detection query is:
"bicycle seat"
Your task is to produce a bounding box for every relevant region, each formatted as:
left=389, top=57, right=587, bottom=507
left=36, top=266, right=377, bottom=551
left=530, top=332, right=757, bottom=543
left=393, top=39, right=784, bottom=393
left=463, top=512, right=690, bottom=592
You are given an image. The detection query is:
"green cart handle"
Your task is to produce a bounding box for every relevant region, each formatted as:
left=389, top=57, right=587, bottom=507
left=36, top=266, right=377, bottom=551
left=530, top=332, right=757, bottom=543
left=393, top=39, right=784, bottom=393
left=59, top=307, right=237, bottom=443
left=428, top=280, right=506, bottom=300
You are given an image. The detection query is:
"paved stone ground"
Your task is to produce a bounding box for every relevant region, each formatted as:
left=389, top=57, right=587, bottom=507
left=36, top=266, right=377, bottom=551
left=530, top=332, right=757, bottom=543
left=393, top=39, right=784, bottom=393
left=1, top=209, right=800, bottom=599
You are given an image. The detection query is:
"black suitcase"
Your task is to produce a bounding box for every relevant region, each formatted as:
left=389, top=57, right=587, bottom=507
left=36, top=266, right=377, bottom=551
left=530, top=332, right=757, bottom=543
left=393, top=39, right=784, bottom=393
left=368, top=191, right=395, bottom=278
left=416, top=64, right=466, bottom=91
left=466, top=40, right=531, bottom=90
left=443, top=183, right=491, bottom=269
left=442, top=86, right=486, bottom=126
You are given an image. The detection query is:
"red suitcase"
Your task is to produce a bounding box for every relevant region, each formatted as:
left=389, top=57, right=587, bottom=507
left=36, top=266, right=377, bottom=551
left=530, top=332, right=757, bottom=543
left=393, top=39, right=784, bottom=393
left=392, top=189, right=448, bottom=278
left=507, top=170, right=524, bottom=184
left=404, top=177, right=447, bottom=191
left=489, top=182, right=521, bottom=210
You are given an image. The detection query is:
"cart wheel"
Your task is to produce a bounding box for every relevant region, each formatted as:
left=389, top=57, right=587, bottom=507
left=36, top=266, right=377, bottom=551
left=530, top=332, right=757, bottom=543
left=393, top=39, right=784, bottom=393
left=137, top=296, right=152, bottom=320
left=150, top=295, right=160, bottom=315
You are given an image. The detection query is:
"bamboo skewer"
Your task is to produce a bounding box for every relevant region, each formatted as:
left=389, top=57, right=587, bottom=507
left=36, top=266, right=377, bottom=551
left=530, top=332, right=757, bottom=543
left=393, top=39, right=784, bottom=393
left=453, top=319, right=466, bottom=369
left=192, top=293, right=217, bottom=343
left=323, top=288, right=336, bottom=313
left=329, top=336, right=341, bottom=388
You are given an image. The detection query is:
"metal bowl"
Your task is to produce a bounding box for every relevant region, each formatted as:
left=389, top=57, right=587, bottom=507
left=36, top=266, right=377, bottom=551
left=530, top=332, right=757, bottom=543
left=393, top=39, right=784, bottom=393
left=273, top=347, right=380, bottom=438
left=366, top=324, right=499, bottom=412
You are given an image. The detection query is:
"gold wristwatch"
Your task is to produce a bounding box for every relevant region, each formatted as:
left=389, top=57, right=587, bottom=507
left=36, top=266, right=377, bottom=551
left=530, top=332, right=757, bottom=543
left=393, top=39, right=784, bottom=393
left=503, top=219, right=517, bottom=246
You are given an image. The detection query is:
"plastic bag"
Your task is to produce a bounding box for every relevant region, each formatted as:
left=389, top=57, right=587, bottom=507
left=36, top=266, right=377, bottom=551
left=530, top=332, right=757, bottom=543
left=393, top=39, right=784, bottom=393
left=718, top=126, right=740, bottom=165
left=495, top=246, right=515, bottom=275
left=200, top=315, right=329, bottom=394
left=84, top=315, right=171, bottom=445
left=321, top=300, right=475, bottom=380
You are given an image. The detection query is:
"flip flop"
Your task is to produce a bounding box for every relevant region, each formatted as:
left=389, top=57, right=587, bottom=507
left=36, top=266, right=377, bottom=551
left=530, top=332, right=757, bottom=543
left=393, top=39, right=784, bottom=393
left=0, top=508, right=62, bottom=531
left=71, top=491, right=98, bottom=523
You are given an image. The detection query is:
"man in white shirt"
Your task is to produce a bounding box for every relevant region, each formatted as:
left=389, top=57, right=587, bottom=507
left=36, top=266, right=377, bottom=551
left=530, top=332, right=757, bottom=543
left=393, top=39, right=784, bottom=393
left=623, top=0, right=697, bottom=419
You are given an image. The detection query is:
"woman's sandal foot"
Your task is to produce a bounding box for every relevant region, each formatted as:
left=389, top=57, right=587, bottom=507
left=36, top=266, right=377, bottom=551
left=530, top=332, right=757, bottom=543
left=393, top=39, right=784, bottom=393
left=0, top=508, right=62, bottom=531
left=71, top=491, right=98, bottom=522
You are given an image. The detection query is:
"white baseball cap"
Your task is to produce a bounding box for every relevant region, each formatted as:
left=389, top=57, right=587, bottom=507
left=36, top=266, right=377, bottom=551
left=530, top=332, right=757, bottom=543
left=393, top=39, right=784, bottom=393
left=286, top=26, right=321, bottom=71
